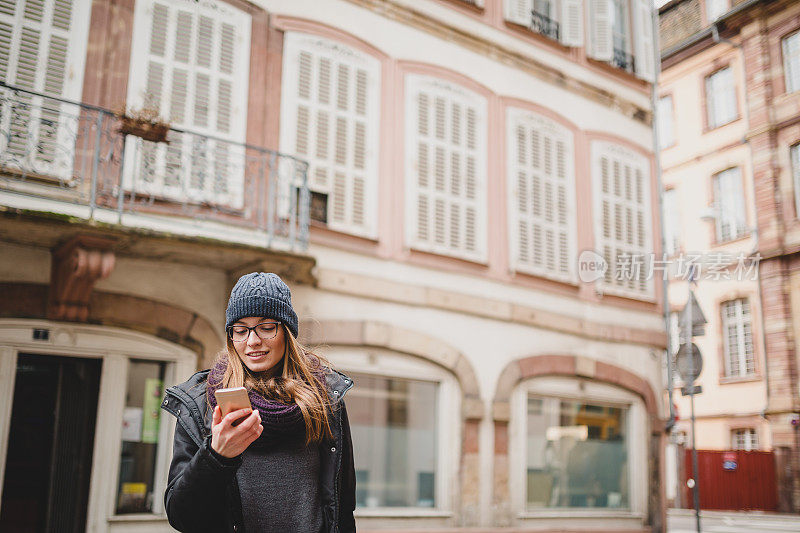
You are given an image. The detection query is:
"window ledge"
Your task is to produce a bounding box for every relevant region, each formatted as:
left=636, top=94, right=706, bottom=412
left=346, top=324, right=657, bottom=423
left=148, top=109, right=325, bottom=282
left=710, top=231, right=753, bottom=247
left=107, top=514, right=168, bottom=522
left=511, top=267, right=580, bottom=289
left=719, top=374, right=761, bottom=385
left=355, top=508, right=453, bottom=518
left=518, top=509, right=645, bottom=519
left=703, top=116, right=742, bottom=133
left=596, top=284, right=657, bottom=304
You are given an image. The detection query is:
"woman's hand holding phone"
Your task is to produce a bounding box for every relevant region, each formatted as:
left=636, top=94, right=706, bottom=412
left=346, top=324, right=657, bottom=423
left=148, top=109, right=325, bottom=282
left=210, top=405, right=263, bottom=458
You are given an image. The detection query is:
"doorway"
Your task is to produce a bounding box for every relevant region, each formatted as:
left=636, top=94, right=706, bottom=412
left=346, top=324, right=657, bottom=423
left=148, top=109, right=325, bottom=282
left=0, top=354, right=102, bottom=532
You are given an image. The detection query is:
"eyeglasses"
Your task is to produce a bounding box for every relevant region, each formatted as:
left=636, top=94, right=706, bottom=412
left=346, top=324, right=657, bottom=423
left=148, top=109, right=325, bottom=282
left=227, top=322, right=280, bottom=342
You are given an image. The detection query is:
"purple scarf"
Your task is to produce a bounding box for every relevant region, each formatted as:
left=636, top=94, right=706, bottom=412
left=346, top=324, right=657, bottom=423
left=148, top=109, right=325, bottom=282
left=207, top=358, right=310, bottom=446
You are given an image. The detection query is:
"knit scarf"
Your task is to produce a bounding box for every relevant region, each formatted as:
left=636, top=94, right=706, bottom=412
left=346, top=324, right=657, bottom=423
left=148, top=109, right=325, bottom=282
left=207, top=358, right=310, bottom=447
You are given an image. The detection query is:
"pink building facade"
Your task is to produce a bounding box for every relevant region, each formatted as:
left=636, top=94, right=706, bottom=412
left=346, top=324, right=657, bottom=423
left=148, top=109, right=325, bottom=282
left=0, top=0, right=667, bottom=530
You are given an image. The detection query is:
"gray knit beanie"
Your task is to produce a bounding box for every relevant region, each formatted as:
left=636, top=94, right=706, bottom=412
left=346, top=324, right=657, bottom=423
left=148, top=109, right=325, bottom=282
left=225, top=272, right=299, bottom=338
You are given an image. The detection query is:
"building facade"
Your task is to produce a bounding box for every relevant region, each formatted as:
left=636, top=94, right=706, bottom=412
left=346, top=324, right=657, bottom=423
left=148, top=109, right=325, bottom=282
left=659, top=0, right=800, bottom=512
left=0, top=0, right=667, bottom=531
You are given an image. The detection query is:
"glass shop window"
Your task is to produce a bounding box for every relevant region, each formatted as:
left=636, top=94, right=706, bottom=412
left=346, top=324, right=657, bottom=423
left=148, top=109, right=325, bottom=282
left=346, top=372, right=438, bottom=508
left=526, top=396, right=629, bottom=509
left=115, top=360, right=166, bottom=514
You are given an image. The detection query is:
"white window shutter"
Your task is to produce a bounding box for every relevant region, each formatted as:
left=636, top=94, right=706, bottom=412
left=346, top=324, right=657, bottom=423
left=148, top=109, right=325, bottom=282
left=406, top=74, right=487, bottom=262
left=505, top=0, right=533, bottom=26
left=592, top=141, right=653, bottom=298
left=662, top=188, right=681, bottom=256
left=657, top=95, right=674, bottom=149
left=791, top=144, right=800, bottom=216
left=632, top=0, right=655, bottom=82
left=125, top=0, right=251, bottom=208
left=588, top=0, right=613, bottom=61
left=721, top=68, right=737, bottom=122
left=722, top=298, right=755, bottom=377
left=0, top=0, right=90, bottom=179
left=714, top=167, right=746, bottom=241
left=560, top=0, right=584, bottom=48
left=279, top=33, right=381, bottom=239
left=783, top=32, right=800, bottom=93
left=507, top=108, right=576, bottom=281
left=705, top=74, right=717, bottom=127
left=707, top=68, right=737, bottom=127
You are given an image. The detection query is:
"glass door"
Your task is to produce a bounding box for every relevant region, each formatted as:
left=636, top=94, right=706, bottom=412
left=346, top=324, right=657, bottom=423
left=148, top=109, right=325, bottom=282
left=0, top=354, right=101, bottom=532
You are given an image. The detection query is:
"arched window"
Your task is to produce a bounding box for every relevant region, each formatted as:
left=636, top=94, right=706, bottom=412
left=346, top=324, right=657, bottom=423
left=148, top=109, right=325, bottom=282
left=506, top=107, right=576, bottom=282
left=324, top=346, right=461, bottom=513
left=509, top=376, right=648, bottom=515
left=405, top=74, right=488, bottom=262
left=591, top=140, right=654, bottom=298
left=125, top=0, right=251, bottom=207
left=279, top=32, right=381, bottom=238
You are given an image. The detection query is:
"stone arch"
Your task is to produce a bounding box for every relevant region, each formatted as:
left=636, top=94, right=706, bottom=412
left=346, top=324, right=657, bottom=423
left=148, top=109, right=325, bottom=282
left=493, top=354, right=658, bottom=420
left=299, top=319, right=482, bottom=418
left=0, top=282, right=222, bottom=368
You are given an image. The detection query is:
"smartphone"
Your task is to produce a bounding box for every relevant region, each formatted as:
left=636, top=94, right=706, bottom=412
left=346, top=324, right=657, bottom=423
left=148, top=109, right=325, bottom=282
left=214, top=387, right=252, bottom=426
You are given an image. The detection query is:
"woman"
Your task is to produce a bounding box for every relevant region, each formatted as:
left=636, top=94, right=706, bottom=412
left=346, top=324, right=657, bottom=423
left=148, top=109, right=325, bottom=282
left=161, top=272, right=356, bottom=532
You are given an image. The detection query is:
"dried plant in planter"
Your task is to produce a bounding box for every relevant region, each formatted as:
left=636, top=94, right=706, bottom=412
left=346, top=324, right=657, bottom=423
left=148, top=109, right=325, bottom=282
left=117, top=106, right=171, bottom=144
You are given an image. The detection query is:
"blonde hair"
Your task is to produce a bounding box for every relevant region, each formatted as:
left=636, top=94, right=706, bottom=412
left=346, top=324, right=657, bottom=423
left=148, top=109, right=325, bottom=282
left=209, top=324, right=334, bottom=444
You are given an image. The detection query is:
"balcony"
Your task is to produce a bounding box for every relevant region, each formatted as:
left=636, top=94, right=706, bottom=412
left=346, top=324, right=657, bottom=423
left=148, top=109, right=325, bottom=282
left=611, top=47, right=635, bottom=74
left=530, top=9, right=560, bottom=41
left=0, top=83, right=311, bottom=255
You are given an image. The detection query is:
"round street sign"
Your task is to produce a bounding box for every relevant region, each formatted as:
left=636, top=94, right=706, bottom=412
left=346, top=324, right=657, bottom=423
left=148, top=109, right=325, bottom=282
left=676, top=343, right=703, bottom=383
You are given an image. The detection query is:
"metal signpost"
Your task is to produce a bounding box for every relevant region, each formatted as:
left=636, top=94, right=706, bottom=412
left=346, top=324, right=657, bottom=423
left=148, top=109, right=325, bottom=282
left=677, top=287, right=707, bottom=533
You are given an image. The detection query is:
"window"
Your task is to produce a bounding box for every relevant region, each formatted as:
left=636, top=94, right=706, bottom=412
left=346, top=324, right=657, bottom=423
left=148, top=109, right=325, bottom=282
left=783, top=31, right=800, bottom=94
left=722, top=298, right=755, bottom=378
left=279, top=33, right=381, bottom=238
left=671, top=429, right=688, bottom=446
left=526, top=396, right=629, bottom=509
left=531, top=0, right=560, bottom=40
left=507, top=108, right=576, bottom=281
left=0, top=0, right=91, bottom=179
left=512, top=377, right=649, bottom=515
left=657, top=95, right=675, bottom=149
left=706, top=0, right=728, bottom=22
left=713, top=167, right=747, bottom=242
left=348, top=373, right=437, bottom=508
left=791, top=144, right=800, bottom=216
left=504, top=1, right=584, bottom=47
left=611, top=0, right=630, bottom=61
left=705, top=67, right=737, bottom=129
left=662, top=188, right=681, bottom=256
left=328, top=346, right=459, bottom=514
left=124, top=0, right=251, bottom=207
left=405, top=74, right=488, bottom=262
left=115, top=360, right=166, bottom=514
left=731, top=428, right=758, bottom=451
left=587, top=0, right=654, bottom=81
left=592, top=141, right=653, bottom=297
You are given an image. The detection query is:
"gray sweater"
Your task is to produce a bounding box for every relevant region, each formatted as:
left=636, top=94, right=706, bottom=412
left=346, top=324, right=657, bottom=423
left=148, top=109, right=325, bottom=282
left=237, top=440, right=323, bottom=533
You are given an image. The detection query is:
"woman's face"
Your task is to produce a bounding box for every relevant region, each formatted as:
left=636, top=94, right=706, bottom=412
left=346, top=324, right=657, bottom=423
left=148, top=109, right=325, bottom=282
left=230, top=316, right=286, bottom=376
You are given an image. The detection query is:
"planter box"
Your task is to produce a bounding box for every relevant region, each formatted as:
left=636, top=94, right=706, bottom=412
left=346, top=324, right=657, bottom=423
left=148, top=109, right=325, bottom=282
left=118, top=116, right=170, bottom=144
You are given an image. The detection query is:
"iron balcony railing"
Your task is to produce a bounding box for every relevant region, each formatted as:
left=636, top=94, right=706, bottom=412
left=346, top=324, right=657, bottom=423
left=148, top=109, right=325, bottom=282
left=0, top=82, right=310, bottom=250
left=611, top=47, right=635, bottom=74
left=530, top=9, right=560, bottom=41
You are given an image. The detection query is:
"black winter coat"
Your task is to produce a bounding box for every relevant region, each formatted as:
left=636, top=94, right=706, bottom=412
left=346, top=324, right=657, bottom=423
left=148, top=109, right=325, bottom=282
left=161, top=369, right=356, bottom=533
